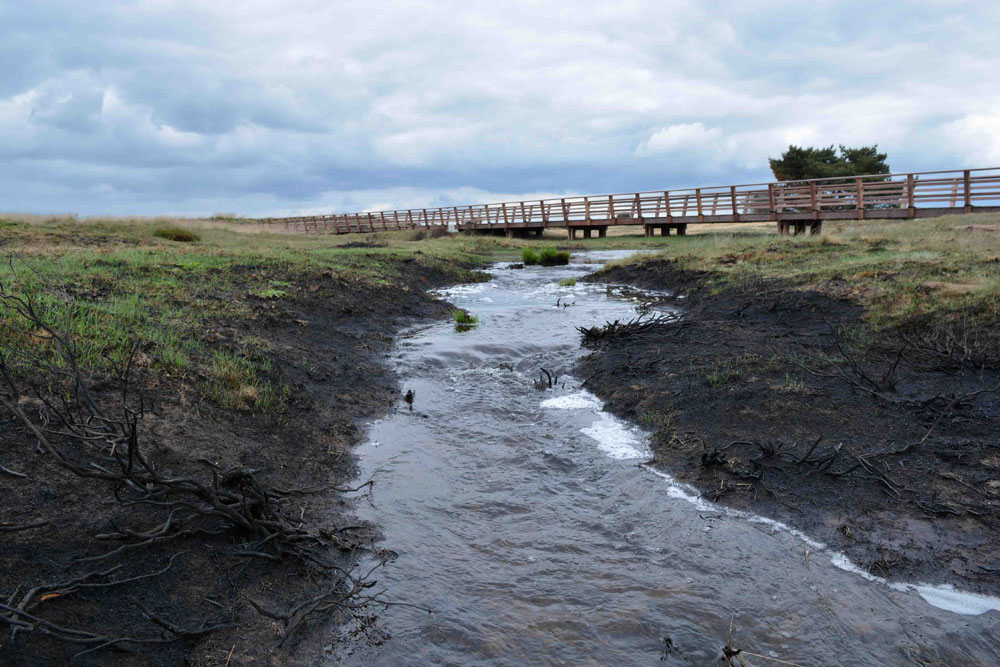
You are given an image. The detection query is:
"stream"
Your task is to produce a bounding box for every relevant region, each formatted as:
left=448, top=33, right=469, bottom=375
left=338, top=250, right=999, bottom=666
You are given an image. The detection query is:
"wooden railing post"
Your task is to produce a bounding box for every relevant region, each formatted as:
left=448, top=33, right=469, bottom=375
left=810, top=182, right=818, bottom=219
left=665, top=191, right=672, bottom=221
left=608, top=195, right=614, bottom=222
left=560, top=198, right=569, bottom=223
left=964, top=170, right=972, bottom=211
left=696, top=189, right=703, bottom=223
left=634, top=192, right=641, bottom=220
left=907, top=174, right=915, bottom=218
left=856, top=178, right=865, bottom=220
left=501, top=203, right=509, bottom=232
left=731, top=186, right=739, bottom=221
left=540, top=200, right=548, bottom=225
left=585, top=197, right=591, bottom=222
left=768, top=183, right=776, bottom=215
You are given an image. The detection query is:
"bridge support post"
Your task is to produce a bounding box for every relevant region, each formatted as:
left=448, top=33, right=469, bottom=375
left=810, top=221, right=823, bottom=235
left=777, top=221, right=790, bottom=235
left=597, top=226, right=607, bottom=238
left=534, top=228, right=544, bottom=237
left=505, top=228, right=515, bottom=239
left=583, top=228, right=592, bottom=239
left=644, top=224, right=652, bottom=237
left=567, top=227, right=578, bottom=240
left=660, top=226, right=671, bottom=236
left=676, top=224, right=687, bottom=235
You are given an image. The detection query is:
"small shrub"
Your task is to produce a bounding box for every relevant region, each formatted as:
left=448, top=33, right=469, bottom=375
left=558, top=277, right=576, bottom=287
left=522, top=248, right=539, bottom=265
left=538, top=248, right=571, bottom=266
left=153, top=226, right=200, bottom=243
left=407, top=229, right=427, bottom=241
left=427, top=226, right=451, bottom=239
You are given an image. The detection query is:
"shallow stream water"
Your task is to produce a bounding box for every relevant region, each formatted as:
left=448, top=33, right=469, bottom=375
left=338, top=251, right=999, bottom=666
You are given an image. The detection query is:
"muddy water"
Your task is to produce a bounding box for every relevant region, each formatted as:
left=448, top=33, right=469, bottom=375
left=339, top=251, right=999, bottom=666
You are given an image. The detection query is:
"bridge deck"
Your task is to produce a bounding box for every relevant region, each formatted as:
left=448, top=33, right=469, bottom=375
left=258, top=167, right=1000, bottom=236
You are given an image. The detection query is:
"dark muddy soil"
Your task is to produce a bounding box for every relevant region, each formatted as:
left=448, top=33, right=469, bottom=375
left=1, top=260, right=476, bottom=666
left=578, top=259, right=1000, bottom=596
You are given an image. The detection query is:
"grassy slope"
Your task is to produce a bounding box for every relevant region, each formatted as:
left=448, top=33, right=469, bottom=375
left=603, top=212, right=1000, bottom=329
left=0, top=216, right=700, bottom=409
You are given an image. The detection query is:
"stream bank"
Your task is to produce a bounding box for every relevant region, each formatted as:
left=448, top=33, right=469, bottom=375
left=1, top=256, right=483, bottom=666
left=578, top=258, right=1000, bottom=599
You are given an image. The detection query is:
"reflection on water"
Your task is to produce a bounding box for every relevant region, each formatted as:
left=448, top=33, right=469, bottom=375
left=336, top=251, right=999, bottom=666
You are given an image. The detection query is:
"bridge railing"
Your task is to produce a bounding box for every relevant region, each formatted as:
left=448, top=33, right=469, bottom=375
left=258, top=167, right=1000, bottom=234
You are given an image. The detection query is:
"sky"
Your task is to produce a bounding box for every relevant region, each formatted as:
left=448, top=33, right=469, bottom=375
left=2, top=0, right=999, bottom=217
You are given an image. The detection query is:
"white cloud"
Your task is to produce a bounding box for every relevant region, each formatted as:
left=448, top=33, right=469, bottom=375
left=941, top=113, right=1000, bottom=165
left=636, top=123, right=724, bottom=156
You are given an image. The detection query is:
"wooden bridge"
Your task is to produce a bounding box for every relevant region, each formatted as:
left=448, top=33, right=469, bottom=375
left=258, top=166, right=1000, bottom=238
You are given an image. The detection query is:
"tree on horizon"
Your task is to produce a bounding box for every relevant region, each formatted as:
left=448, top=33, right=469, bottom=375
left=769, top=145, right=890, bottom=182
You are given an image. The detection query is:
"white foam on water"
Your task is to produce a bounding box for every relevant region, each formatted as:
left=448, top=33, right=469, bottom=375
left=580, top=413, right=648, bottom=460
left=911, top=585, right=1000, bottom=615
left=534, top=358, right=1000, bottom=616
left=433, top=283, right=488, bottom=298
left=827, top=553, right=1000, bottom=615
left=540, top=392, right=603, bottom=411
left=641, top=463, right=1000, bottom=616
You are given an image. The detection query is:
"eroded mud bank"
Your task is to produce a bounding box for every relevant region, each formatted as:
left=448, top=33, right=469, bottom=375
left=0, top=260, right=479, bottom=665
left=577, top=259, right=1000, bottom=597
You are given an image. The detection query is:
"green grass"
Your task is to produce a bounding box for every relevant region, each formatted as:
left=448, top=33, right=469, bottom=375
left=558, top=277, right=576, bottom=286
left=0, top=217, right=511, bottom=413
left=206, top=349, right=289, bottom=412
left=452, top=309, right=479, bottom=325
left=538, top=247, right=571, bottom=266
left=5, top=211, right=998, bottom=401
left=522, top=247, right=571, bottom=266
left=252, top=281, right=292, bottom=299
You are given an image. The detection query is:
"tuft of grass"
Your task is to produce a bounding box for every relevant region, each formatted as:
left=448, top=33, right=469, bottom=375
left=252, top=280, right=292, bottom=299
left=522, top=247, right=570, bottom=266
left=153, top=226, right=200, bottom=243
left=558, top=277, right=576, bottom=287
left=207, top=349, right=288, bottom=412
left=452, top=309, right=479, bottom=325
left=538, top=247, right=571, bottom=266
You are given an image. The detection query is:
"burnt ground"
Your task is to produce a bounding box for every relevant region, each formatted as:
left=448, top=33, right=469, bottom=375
left=577, top=259, right=1000, bottom=596
left=1, top=260, right=478, bottom=666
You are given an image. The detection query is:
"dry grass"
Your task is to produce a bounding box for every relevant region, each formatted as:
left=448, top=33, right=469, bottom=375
left=602, top=211, right=1000, bottom=327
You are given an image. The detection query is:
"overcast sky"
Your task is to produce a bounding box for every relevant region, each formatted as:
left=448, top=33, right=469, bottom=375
left=2, top=1, right=999, bottom=217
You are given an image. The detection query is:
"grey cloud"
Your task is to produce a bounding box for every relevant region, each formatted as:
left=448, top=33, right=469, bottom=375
left=1, top=0, right=998, bottom=216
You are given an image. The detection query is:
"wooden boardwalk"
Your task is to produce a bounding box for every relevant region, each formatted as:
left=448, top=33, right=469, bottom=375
left=258, top=167, right=1000, bottom=237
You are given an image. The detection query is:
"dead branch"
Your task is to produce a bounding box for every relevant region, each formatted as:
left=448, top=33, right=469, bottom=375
left=0, top=257, right=379, bottom=657
left=577, top=312, right=679, bottom=348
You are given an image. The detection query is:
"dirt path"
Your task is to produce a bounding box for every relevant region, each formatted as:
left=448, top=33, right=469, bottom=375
left=576, top=260, right=1000, bottom=596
